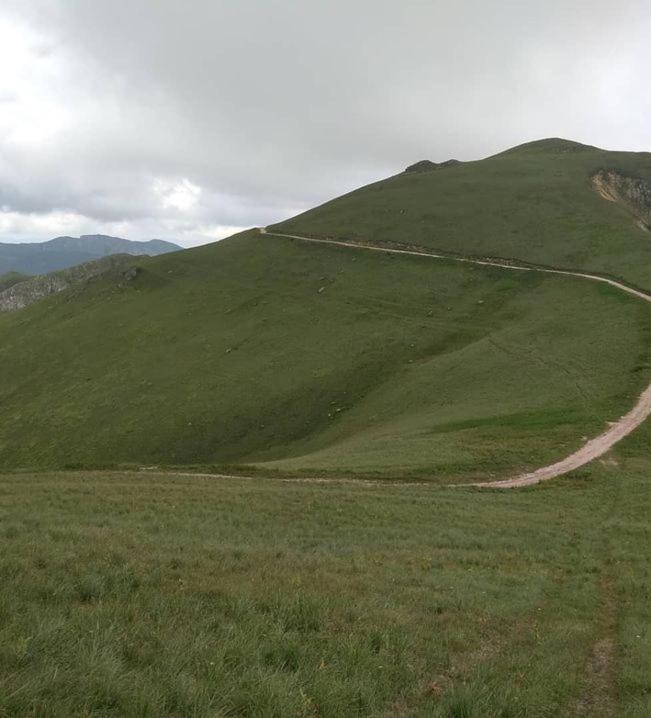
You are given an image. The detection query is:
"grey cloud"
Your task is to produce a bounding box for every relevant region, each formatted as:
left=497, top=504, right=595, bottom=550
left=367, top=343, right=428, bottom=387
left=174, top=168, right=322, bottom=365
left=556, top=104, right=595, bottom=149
left=1, top=0, right=650, bottom=245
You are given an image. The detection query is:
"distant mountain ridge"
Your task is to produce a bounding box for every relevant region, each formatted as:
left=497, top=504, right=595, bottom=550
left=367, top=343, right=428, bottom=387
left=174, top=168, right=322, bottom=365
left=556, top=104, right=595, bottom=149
left=0, top=234, right=181, bottom=275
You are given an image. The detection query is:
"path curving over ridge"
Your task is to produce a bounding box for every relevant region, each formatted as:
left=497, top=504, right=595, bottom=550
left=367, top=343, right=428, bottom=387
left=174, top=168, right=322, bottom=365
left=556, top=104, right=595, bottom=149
left=260, top=228, right=651, bottom=488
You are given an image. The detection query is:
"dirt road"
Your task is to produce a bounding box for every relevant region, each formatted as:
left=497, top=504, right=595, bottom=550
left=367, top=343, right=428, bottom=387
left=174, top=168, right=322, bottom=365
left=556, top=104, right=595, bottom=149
left=260, top=228, right=651, bottom=489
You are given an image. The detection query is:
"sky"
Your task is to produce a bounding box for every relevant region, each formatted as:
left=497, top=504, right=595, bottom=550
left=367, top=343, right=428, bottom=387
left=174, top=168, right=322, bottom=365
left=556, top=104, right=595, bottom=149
left=1, top=1, right=650, bottom=247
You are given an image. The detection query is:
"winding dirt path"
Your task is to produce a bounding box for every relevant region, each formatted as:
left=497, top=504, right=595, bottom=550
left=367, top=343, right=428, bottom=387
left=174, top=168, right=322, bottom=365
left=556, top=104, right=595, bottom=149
left=260, top=228, right=651, bottom=488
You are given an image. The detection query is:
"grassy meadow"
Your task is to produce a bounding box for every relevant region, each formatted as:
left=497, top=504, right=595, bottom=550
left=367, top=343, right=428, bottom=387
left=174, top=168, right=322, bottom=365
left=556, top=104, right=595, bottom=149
left=0, top=232, right=649, bottom=481
left=1, top=457, right=650, bottom=717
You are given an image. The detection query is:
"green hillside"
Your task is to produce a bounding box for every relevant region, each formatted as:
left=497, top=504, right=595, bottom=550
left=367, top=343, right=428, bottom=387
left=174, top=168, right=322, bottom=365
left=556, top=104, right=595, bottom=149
left=0, top=228, right=648, bottom=480
left=272, top=138, right=651, bottom=289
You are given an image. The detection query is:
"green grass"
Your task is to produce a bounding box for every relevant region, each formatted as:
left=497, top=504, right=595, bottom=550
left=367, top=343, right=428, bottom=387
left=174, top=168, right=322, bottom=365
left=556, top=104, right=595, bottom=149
left=0, top=231, right=648, bottom=480
left=0, top=271, right=30, bottom=292
left=1, top=457, right=651, bottom=716
left=272, top=138, right=651, bottom=290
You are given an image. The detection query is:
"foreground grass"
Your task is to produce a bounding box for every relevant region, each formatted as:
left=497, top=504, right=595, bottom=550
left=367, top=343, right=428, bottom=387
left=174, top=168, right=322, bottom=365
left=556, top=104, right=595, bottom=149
left=1, top=463, right=650, bottom=716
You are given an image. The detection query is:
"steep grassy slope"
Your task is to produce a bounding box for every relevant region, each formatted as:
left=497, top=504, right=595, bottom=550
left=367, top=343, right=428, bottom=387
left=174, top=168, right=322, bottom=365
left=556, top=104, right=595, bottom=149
left=272, top=138, right=651, bottom=289
left=0, top=230, right=648, bottom=480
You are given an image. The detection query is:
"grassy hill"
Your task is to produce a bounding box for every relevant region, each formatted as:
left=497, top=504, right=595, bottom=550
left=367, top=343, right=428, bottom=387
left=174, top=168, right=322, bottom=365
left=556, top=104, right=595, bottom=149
left=272, top=138, right=651, bottom=290
left=0, top=228, right=648, bottom=480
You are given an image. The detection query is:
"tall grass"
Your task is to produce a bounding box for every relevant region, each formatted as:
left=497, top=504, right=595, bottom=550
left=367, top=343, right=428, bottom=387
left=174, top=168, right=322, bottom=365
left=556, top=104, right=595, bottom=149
left=1, top=460, right=650, bottom=715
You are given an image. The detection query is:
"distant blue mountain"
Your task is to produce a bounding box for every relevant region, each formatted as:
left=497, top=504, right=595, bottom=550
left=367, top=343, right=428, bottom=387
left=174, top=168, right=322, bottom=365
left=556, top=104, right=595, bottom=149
left=0, top=234, right=181, bottom=275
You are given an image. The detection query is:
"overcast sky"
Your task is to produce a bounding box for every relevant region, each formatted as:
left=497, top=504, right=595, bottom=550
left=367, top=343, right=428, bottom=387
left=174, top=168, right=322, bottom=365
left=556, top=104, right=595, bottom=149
left=1, top=1, right=650, bottom=247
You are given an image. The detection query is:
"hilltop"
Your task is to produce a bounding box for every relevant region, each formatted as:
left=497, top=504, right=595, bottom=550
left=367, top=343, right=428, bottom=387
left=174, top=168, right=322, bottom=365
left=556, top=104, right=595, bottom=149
left=0, top=233, right=181, bottom=275
left=272, top=137, right=651, bottom=289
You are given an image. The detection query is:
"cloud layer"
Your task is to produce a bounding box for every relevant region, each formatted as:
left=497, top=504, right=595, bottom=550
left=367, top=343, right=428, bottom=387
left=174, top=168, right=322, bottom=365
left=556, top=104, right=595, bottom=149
left=1, top=0, right=650, bottom=246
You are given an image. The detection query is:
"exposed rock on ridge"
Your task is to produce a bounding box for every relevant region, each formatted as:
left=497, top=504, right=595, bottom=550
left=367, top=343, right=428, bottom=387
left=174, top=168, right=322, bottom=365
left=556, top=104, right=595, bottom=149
left=592, top=169, right=651, bottom=231
left=405, top=159, right=461, bottom=173
left=0, top=254, right=138, bottom=312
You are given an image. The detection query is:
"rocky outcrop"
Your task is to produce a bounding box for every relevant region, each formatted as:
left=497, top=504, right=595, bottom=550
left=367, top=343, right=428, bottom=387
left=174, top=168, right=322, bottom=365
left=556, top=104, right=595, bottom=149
left=0, top=254, right=138, bottom=312
left=405, top=159, right=460, bottom=173
left=592, top=169, right=651, bottom=231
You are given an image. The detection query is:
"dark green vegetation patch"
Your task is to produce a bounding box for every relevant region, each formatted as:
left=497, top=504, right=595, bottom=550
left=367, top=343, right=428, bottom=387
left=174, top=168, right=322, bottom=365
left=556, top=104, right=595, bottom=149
left=0, top=271, right=30, bottom=292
